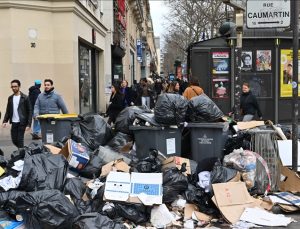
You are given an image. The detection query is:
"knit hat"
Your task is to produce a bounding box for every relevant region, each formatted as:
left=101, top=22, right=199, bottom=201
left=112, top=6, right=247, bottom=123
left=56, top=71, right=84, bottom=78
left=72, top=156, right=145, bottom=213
left=34, top=80, right=42, bottom=85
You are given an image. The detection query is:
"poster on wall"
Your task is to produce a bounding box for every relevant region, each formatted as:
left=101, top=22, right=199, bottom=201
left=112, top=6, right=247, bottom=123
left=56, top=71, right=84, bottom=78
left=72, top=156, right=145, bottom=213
left=212, top=52, right=229, bottom=74
left=212, top=78, right=229, bottom=98
left=256, top=50, right=272, bottom=71
left=280, top=49, right=300, bottom=97
left=241, top=51, right=253, bottom=71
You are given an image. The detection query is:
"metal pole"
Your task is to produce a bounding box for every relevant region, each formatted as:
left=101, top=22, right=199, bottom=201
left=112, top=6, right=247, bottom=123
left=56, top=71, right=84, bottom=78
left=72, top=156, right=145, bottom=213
left=292, top=0, right=299, bottom=171
left=234, top=32, right=242, bottom=120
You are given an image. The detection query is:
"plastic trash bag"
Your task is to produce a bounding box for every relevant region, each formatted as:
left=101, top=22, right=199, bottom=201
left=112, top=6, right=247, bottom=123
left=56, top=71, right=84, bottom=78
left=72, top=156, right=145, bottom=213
left=135, top=113, right=161, bottom=127
left=71, top=113, right=113, bottom=150
left=106, top=132, right=133, bottom=153
left=223, top=148, right=256, bottom=189
left=223, top=132, right=251, bottom=156
left=115, top=106, right=152, bottom=135
left=63, top=178, right=86, bottom=200
left=18, top=153, right=68, bottom=192
left=97, top=146, right=131, bottom=165
left=163, top=165, right=189, bottom=203
left=131, top=150, right=162, bottom=173
left=210, top=162, right=237, bottom=184
left=186, top=94, right=224, bottom=122
left=78, top=150, right=105, bottom=179
left=0, top=190, right=26, bottom=206
left=113, top=202, right=150, bottom=224
left=16, top=190, right=79, bottom=229
left=154, top=93, right=188, bottom=125
left=73, top=213, right=126, bottom=229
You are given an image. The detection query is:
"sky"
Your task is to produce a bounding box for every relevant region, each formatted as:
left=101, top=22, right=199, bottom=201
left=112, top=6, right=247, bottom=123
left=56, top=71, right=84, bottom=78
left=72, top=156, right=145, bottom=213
left=149, top=1, right=169, bottom=40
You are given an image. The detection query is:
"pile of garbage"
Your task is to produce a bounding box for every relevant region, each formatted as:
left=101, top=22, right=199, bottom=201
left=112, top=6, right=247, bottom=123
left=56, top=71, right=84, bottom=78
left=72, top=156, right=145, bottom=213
left=0, top=99, right=299, bottom=228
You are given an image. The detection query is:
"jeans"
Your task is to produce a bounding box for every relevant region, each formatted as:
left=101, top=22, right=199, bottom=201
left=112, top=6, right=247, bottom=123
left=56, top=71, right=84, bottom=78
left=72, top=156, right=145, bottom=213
left=242, top=114, right=254, bottom=121
left=11, top=122, right=26, bottom=148
left=141, top=96, right=150, bottom=108
left=32, top=119, right=41, bottom=135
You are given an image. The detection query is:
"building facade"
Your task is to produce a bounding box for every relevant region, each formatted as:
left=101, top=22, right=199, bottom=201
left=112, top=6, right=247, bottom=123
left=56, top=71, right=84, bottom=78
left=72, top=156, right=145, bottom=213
left=0, top=0, right=113, bottom=115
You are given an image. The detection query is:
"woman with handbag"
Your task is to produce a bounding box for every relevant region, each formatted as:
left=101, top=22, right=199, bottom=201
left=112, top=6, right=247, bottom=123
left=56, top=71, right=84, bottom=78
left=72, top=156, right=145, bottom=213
left=106, top=84, right=125, bottom=125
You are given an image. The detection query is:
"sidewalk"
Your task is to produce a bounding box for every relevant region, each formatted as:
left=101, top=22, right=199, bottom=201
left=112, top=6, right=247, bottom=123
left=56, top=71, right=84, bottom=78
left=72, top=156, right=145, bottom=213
left=0, top=127, right=40, bottom=158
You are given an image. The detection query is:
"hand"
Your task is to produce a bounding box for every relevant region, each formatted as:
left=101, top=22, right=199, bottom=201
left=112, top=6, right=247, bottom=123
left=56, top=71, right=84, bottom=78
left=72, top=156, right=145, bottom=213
left=2, top=123, right=7, bottom=128
left=25, top=127, right=31, bottom=131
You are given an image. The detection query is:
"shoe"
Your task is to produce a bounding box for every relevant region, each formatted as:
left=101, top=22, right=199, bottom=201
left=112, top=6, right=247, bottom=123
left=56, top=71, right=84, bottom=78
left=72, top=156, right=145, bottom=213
left=31, top=133, right=42, bottom=140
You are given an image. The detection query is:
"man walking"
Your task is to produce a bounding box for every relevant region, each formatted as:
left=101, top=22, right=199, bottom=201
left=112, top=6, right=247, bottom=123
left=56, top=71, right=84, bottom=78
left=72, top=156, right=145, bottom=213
left=28, top=80, right=42, bottom=139
left=2, top=80, right=32, bottom=148
left=34, top=79, right=68, bottom=117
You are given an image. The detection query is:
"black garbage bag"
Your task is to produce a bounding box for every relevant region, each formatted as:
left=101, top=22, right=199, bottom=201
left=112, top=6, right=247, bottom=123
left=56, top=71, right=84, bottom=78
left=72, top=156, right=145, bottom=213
left=186, top=94, right=224, bottom=122
left=223, top=131, right=251, bottom=155
left=63, top=178, right=86, bottom=200
left=0, top=148, right=3, bottom=156
left=154, top=93, right=188, bottom=125
left=163, top=165, right=189, bottom=203
left=54, top=136, right=69, bottom=149
left=113, top=202, right=150, bottom=224
left=73, top=199, right=93, bottom=215
left=184, top=184, right=218, bottom=215
left=78, top=150, right=105, bottom=179
left=0, top=155, right=8, bottom=168
left=210, top=162, right=238, bottom=184
left=71, top=113, right=113, bottom=150
left=135, top=113, right=161, bottom=127
left=0, top=190, right=26, bottom=206
left=18, top=153, right=68, bottom=192
left=131, top=149, right=162, bottom=173
left=16, top=190, right=79, bottom=229
left=106, top=132, right=133, bottom=153
left=115, top=106, right=152, bottom=135
left=73, top=213, right=126, bottom=229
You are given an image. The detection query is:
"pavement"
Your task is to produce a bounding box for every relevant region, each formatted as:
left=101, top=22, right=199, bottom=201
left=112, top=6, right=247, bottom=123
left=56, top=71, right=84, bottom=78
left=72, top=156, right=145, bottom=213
left=1, top=127, right=300, bottom=228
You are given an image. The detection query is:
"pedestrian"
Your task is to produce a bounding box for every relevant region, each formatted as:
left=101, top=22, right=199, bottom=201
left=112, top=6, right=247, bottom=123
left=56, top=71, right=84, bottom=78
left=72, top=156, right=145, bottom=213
left=120, top=80, right=132, bottom=107
left=166, top=81, right=180, bottom=94
left=106, top=84, right=125, bottom=125
left=33, top=79, right=68, bottom=117
left=240, top=82, right=262, bottom=121
left=2, top=80, right=32, bottom=148
left=28, top=80, right=42, bottom=140
left=183, top=77, right=204, bottom=100
left=136, top=78, right=155, bottom=108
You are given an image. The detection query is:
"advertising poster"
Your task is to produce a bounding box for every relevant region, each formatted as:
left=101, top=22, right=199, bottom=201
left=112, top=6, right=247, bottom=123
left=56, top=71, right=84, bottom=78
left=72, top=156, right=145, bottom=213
left=212, top=78, right=229, bottom=98
left=256, top=50, right=271, bottom=71
left=280, top=49, right=300, bottom=97
left=241, top=51, right=253, bottom=71
left=212, top=52, right=229, bottom=74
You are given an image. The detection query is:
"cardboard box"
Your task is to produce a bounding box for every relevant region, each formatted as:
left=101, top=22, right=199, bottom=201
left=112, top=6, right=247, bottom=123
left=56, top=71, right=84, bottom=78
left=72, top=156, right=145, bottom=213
left=100, top=159, right=130, bottom=177
left=279, top=165, right=300, bottom=192
left=237, top=121, right=264, bottom=130
left=60, top=139, right=90, bottom=170
left=104, top=171, right=163, bottom=205
left=162, top=156, right=191, bottom=175
left=212, top=182, right=262, bottom=224
left=44, top=144, right=61, bottom=154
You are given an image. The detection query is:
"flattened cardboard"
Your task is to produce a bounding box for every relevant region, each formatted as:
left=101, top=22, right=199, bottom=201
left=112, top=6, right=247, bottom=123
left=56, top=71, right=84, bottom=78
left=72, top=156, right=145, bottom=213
left=279, top=165, right=300, bottom=192
left=184, top=204, right=199, bottom=220
left=60, top=139, right=90, bottom=170
left=100, top=159, right=130, bottom=177
left=212, top=182, right=261, bottom=224
left=45, top=144, right=61, bottom=154
left=104, top=171, right=163, bottom=205
left=237, top=121, right=264, bottom=130
left=193, top=211, right=212, bottom=222
left=162, top=156, right=191, bottom=175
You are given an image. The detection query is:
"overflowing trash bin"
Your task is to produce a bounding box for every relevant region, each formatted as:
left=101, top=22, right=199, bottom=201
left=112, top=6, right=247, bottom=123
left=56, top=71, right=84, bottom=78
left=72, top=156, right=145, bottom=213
left=187, top=122, right=229, bottom=169
left=38, top=114, right=79, bottom=144
left=130, top=126, right=182, bottom=159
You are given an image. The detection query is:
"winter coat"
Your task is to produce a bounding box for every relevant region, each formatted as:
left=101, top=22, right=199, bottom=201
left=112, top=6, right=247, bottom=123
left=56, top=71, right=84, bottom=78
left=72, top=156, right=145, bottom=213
left=3, top=92, right=32, bottom=127
left=240, top=91, right=262, bottom=117
left=33, top=90, right=68, bottom=117
left=28, top=85, right=41, bottom=110
left=106, top=92, right=125, bottom=121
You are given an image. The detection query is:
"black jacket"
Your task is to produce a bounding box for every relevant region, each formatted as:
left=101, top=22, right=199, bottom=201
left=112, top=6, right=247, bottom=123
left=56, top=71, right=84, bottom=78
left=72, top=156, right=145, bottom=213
left=106, top=92, right=125, bottom=120
left=3, top=92, right=32, bottom=127
left=28, top=85, right=41, bottom=110
left=240, top=91, right=262, bottom=117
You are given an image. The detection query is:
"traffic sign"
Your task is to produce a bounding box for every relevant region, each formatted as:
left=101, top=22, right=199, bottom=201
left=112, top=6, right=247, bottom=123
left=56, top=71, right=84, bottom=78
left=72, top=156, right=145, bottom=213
left=246, top=0, right=290, bottom=28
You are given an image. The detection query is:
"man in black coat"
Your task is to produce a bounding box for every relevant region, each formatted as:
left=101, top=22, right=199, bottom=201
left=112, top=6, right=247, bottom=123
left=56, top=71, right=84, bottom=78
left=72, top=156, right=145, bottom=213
left=2, top=80, right=32, bottom=148
left=28, top=80, right=42, bottom=139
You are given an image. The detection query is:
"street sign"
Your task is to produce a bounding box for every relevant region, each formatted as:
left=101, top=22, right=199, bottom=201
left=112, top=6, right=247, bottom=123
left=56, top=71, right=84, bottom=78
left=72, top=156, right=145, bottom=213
left=246, top=0, right=290, bottom=28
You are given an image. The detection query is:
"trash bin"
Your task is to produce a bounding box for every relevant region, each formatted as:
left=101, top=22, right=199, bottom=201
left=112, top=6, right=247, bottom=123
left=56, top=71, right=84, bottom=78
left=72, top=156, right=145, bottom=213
left=38, top=114, right=79, bottom=143
left=129, top=126, right=182, bottom=159
left=187, top=123, right=229, bottom=170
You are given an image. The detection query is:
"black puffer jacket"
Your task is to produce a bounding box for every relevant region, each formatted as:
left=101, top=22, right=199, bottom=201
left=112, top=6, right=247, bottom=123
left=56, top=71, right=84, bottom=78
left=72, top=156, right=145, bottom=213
left=28, top=85, right=41, bottom=110
left=240, top=91, right=262, bottom=117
